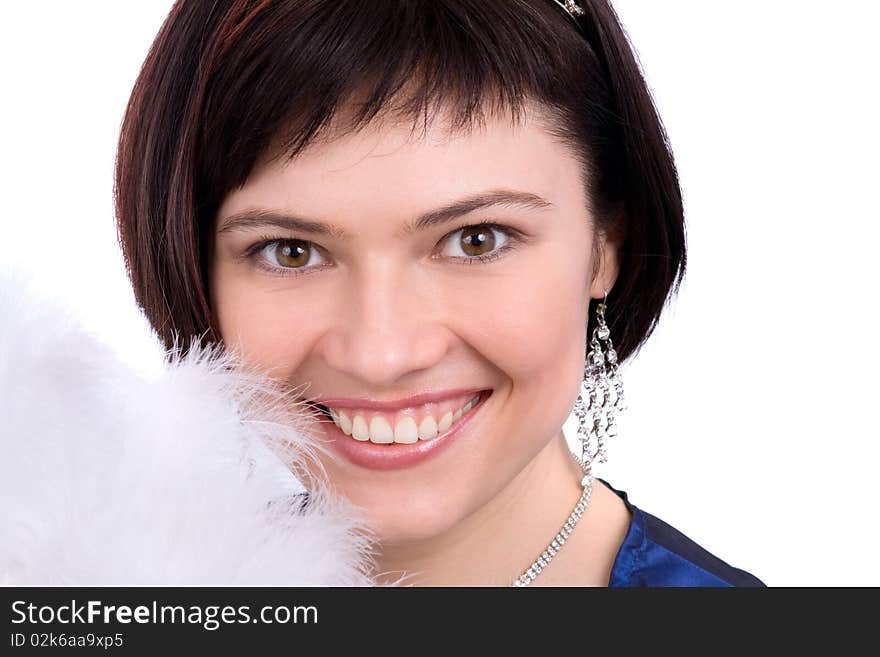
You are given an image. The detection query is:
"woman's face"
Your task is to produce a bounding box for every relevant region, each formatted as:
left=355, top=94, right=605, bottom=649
left=209, top=103, right=618, bottom=544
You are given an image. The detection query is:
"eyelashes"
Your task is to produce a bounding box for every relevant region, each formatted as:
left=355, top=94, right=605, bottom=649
left=241, top=223, right=523, bottom=278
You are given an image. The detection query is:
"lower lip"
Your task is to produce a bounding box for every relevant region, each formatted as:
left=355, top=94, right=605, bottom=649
left=321, top=390, right=491, bottom=471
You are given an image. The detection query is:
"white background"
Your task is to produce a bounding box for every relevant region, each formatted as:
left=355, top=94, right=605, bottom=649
left=2, top=1, right=877, bottom=586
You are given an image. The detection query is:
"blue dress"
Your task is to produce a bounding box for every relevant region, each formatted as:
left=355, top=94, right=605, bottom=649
left=598, top=478, right=766, bottom=587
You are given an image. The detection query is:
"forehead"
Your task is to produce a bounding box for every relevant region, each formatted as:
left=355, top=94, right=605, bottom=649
left=218, top=101, right=582, bottom=223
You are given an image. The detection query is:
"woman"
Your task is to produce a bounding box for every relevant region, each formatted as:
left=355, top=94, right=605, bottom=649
left=114, top=0, right=764, bottom=586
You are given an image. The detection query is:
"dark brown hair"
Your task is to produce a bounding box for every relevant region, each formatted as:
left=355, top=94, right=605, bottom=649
left=114, top=0, right=686, bottom=363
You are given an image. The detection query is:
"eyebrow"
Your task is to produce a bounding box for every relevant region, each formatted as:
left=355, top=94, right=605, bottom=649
left=215, top=189, right=554, bottom=239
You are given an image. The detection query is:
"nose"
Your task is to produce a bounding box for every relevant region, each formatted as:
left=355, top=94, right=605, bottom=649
left=315, top=259, right=450, bottom=388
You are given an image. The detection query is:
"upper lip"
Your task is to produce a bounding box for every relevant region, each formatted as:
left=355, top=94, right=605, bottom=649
left=308, top=387, right=489, bottom=411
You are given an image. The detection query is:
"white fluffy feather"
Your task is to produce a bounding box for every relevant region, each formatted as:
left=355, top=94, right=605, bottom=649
left=0, top=270, right=379, bottom=585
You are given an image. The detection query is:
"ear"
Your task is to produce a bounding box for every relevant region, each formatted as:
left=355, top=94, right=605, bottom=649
left=589, top=226, right=623, bottom=299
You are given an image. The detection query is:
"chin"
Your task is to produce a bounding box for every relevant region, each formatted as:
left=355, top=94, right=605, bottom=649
left=348, top=488, right=471, bottom=546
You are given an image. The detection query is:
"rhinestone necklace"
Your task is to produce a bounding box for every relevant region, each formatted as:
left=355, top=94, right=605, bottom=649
left=511, top=454, right=594, bottom=587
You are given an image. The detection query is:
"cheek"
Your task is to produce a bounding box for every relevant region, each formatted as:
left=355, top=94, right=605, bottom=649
left=443, top=249, right=591, bottom=443
left=448, top=248, right=590, bottom=382
left=210, top=268, right=325, bottom=374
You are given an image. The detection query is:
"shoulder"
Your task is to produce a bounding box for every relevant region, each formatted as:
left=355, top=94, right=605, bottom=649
left=597, top=478, right=766, bottom=587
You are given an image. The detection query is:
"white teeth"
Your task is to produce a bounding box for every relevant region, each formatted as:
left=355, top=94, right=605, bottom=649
left=418, top=415, right=438, bottom=440
left=437, top=411, right=453, bottom=433
left=327, top=392, right=485, bottom=444
left=369, top=416, right=394, bottom=443
left=394, top=416, right=419, bottom=444
left=337, top=409, right=352, bottom=435
left=351, top=415, right=369, bottom=441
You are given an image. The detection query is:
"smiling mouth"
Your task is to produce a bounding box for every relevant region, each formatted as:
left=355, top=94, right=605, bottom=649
left=309, top=389, right=492, bottom=445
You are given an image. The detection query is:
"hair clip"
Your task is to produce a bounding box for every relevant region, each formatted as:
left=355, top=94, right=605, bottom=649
left=553, top=0, right=586, bottom=20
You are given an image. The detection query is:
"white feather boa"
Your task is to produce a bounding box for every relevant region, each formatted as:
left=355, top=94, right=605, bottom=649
left=0, top=271, right=378, bottom=585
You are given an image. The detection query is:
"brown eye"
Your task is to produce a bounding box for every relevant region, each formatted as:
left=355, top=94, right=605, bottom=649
left=275, top=240, right=309, bottom=267
left=439, top=224, right=510, bottom=260
left=459, top=226, right=496, bottom=256
left=259, top=239, right=326, bottom=270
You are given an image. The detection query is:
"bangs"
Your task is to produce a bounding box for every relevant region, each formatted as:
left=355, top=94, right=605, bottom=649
left=196, top=0, right=600, bottom=213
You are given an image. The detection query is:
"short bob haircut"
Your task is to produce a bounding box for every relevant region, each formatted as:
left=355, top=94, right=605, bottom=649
left=115, top=0, right=686, bottom=364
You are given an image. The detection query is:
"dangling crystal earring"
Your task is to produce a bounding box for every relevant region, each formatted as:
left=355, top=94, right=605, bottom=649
left=513, top=291, right=626, bottom=587
left=572, top=290, right=627, bottom=485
